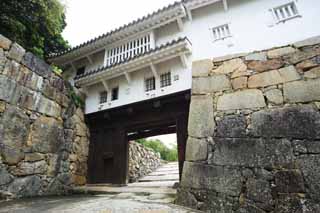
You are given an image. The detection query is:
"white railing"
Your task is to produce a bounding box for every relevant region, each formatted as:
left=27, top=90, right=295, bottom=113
left=105, top=33, right=154, bottom=66
left=273, top=2, right=299, bottom=23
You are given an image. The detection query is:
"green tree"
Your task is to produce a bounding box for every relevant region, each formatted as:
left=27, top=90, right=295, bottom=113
left=0, top=0, right=69, bottom=58
left=136, top=138, right=178, bottom=162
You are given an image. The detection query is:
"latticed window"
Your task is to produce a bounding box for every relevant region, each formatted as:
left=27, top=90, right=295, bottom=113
left=105, top=34, right=152, bottom=66
left=145, top=77, right=156, bottom=92
left=160, top=72, right=171, bottom=88
left=99, top=91, right=108, bottom=104
left=212, top=24, right=231, bottom=41
left=272, top=2, right=299, bottom=23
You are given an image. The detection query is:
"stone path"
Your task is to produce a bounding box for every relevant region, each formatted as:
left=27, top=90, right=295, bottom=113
left=0, top=162, right=201, bottom=212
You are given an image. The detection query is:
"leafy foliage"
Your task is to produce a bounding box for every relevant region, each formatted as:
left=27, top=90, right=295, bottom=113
left=136, top=138, right=178, bottom=162
left=0, top=0, right=69, bottom=58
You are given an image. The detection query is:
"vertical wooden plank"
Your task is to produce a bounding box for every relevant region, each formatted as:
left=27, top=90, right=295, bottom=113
left=176, top=113, right=188, bottom=180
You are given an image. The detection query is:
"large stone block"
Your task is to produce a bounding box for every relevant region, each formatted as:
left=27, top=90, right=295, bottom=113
left=185, top=137, right=208, bottom=161
left=294, top=35, right=320, bottom=48
left=29, top=116, right=64, bottom=153
left=212, top=138, right=294, bottom=169
left=284, top=79, right=320, bottom=103
left=274, top=170, right=305, bottom=194
left=216, top=115, right=247, bottom=137
left=192, top=75, right=231, bottom=94
left=231, top=77, right=247, bottom=90
left=0, top=167, right=13, bottom=186
left=286, top=48, right=320, bottom=64
left=11, top=160, right=47, bottom=176
left=250, top=105, right=320, bottom=139
left=181, top=161, right=243, bottom=196
left=8, top=43, right=25, bottom=62
left=192, top=59, right=213, bottom=77
left=0, top=75, right=17, bottom=103
left=188, top=95, right=215, bottom=138
left=0, top=106, right=29, bottom=165
left=248, top=66, right=300, bottom=88
left=217, top=89, right=266, bottom=111
left=7, top=176, right=42, bottom=198
left=0, top=35, right=12, bottom=50
left=212, top=58, right=247, bottom=74
left=247, top=58, right=284, bottom=72
left=267, top=47, right=297, bottom=58
left=304, top=66, right=320, bottom=79
left=22, top=52, right=52, bottom=78
left=264, top=89, right=284, bottom=105
left=297, top=155, right=320, bottom=201
left=245, top=52, right=267, bottom=61
left=38, top=96, right=61, bottom=118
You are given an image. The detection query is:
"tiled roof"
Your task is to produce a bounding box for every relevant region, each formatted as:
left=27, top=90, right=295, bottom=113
left=48, top=1, right=185, bottom=59
left=74, top=37, right=191, bottom=81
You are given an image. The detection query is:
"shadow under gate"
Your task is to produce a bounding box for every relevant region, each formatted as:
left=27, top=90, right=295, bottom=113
left=85, top=90, right=190, bottom=185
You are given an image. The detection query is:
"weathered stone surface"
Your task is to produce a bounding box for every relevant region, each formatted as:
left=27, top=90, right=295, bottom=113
left=212, top=58, right=247, bottom=74
left=38, top=96, right=61, bottom=118
left=0, top=101, right=5, bottom=112
left=245, top=178, right=273, bottom=211
left=245, top=52, right=267, bottom=61
left=0, top=167, right=13, bottom=186
left=267, top=47, right=296, bottom=58
left=217, top=89, right=266, bottom=111
left=296, top=60, right=318, bottom=71
left=22, top=52, right=52, bottom=78
left=24, top=153, right=45, bottom=162
left=274, top=170, right=305, bottom=193
left=297, top=155, right=320, bottom=201
left=0, top=35, right=12, bottom=50
left=185, top=137, right=208, bottom=161
left=29, top=116, right=64, bottom=153
left=250, top=105, right=320, bottom=139
left=293, top=140, right=320, bottom=154
left=188, top=95, right=215, bottom=138
left=8, top=176, right=42, bottom=198
left=11, top=160, right=47, bottom=176
left=248, top=58, right=284, bottom=72
left=8, top=43, right=25, bottom=62
left=265, top=89, right=284, bottom=105
left=0, top=106, right=29, bottom=165
left=192, top=59, right=213, bottom=76
left=212, top=138, right=294, bottom=169
left=181, top=161, right=243, bottom=196
left=304, top=66, right=320, bottom=79
left=212, top=52, right=248, bottom=63
left=231, top=77, right=247, bottom=90
left=72, top=175, right=86, bottom=186
left=283, top=79, right=320, bottom=103
left=248, top=66, right=300, bottom=88
left=0, top=75, right=17, bottom=103
left=176, top=189, right=198, bottom=209
left=192, top=75, right=231, bottom=93
left=286, top=48, right=320, bottom=64
left=294, top=35, right=320, bottom=48
left=231, top=69, right=252, bottom=79
left=216, top=115, right=246, bottom=137
left=275, top=194, right=319, bottom=213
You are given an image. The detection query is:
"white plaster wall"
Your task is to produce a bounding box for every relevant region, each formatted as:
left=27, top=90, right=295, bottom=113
left=70, top=0, right=320, bottom=114
left=85, top=56, right=192, bottom=114
left=155, top=0, right=320, bottom=60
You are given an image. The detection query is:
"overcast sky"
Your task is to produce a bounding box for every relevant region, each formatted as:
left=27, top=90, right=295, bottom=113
left=61, top=0, right=178, bottom=47
left=61, top=0, right=178, bottom=147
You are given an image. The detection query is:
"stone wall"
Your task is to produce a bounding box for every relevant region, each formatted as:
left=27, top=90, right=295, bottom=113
left=0, top=35, right=89, bottom=199
left=128, top=141, right=161, bottom=183
left=177, top=36, right=320, bottom=212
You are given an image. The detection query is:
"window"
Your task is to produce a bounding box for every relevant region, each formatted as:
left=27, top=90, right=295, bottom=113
left=160, top=72, right=171, bottom=88
left=272, top=2, right=300, bottom=23
left=99, top=91, right=108, bottom=104
left=76, top=66, right=85, bottom=76
left=145, top=77, right=156, bottom=92
left=111, top=87, right=119, bottom=101
left=212, top=24, right=231, bottom=41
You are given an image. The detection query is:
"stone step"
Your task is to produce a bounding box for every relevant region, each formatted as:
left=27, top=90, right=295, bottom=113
left=129, top=181, right=177, bottom=188
left=139, top=174, right=179, bottom=182
left=74, top=185, right=177, bottom=195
